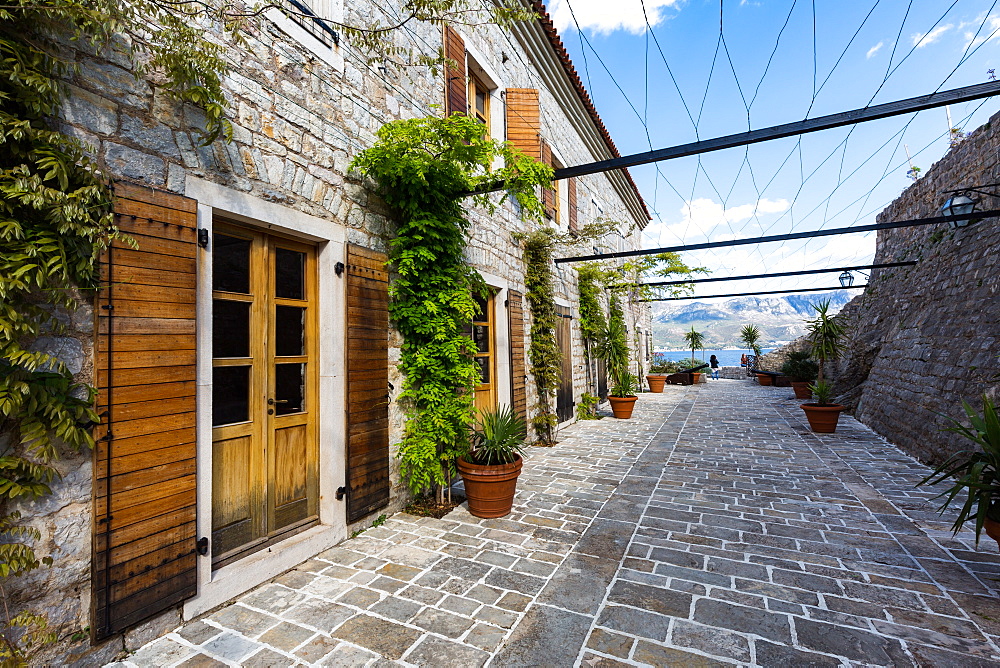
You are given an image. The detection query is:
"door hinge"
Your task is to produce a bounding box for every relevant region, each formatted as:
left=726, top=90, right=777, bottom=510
left=196, top=536, right=209, bottom=556
left=336, top=486, right=347, bottom=501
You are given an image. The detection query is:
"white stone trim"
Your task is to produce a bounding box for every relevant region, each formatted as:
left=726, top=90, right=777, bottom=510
left=265, top=6, right=344, bottom=73
left=184, top=176, right=348, bottom=619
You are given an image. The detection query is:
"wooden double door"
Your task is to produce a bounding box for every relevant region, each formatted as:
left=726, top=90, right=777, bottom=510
left=210, top=223, right=319, bottom=567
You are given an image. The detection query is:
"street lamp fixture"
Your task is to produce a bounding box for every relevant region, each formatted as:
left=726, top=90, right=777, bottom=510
left=838, top=270, right=854, bottom=288
left=940, top=183, right=1000, bottom=229
left=940, top=192, right=979, bottom=229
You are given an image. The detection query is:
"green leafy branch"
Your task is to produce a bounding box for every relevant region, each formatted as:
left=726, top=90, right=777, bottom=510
left=351, top=113, right=548, bottom=495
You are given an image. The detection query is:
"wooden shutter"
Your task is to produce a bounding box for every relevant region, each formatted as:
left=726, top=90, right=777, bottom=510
left=541, top=140, right=556, bottom=220
left=345, top=244, right=390, bottom=523
left=444, top=25, right=467, bottom=117
left=507, top=290, right=527, bottom=424
left=505, top=88, right=540, bottom=160
left=568, top=177, right=578, bottom=232
left=555, top=306, right=574, bottom=423
left=93, top=183, right=198, bottom=640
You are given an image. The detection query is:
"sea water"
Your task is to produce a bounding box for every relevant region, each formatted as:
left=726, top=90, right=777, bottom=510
left=653, top=349, right=774, bottom=368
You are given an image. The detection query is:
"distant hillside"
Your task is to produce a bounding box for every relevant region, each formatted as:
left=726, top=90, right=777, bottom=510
left=651, top=290, right=853, bottom=349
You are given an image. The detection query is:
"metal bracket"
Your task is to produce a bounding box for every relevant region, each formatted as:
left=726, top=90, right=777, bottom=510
left=336, top=486, right=347, bottom=501
left=198, top=229, right=209, bottom=249
left=335, top=261, right=345, bottom=277
left=196, top=536, right=209, bottom=556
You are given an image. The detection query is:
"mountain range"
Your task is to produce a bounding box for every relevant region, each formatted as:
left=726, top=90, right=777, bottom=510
left=650, top=290, right=853, bottom=349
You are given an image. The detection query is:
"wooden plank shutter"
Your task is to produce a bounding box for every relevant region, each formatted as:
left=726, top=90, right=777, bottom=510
left=444, top=25, right=467, bottom=117
left=541, top=140, right=556, bottom=220
left=507, top=290, right=527, bottom=424
left=567, top=177, right=578, bottom=232
left=93, top=183, right=198, bottom=640
left=555, top=306, right=574, bottom=422
left=505, top=88, right=540, bottom=160
left=345, top=244, right=390, bottom=523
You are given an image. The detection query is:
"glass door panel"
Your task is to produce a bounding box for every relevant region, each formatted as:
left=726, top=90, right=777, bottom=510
left=211, top=225, right=318, bottom=568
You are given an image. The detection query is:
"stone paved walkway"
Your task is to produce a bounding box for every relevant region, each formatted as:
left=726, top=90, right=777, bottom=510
left=117, top=381, right=1000, bottom=667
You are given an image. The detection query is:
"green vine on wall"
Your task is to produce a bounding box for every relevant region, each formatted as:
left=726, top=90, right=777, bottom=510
left=519, top=228, right=561, bottom=445
left=0, top=0, right=233, bottom=659
left=352, top=114, right=549, bottom=495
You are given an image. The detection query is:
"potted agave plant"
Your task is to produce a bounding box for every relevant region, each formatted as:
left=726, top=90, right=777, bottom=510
left=456, top=406, right=527, bottom=518
left=800, top=300, right=846, bottom=433
left=918, top=395, right=1000, bottom=548
left=781, top=351, right=819, bottom=400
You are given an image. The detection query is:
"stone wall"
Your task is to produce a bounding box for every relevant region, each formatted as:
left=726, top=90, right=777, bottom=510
left=771, top=110, right=1000, bottom=467
left=7, top=4, right=650, bottom=663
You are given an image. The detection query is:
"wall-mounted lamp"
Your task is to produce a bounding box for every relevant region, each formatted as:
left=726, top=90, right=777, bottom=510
left=838, top=270, right=855, bottom=288
left=940, top=183, right=999, bottom=229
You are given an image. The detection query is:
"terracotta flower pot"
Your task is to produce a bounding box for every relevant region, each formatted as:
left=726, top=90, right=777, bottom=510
left=985, top=517, right=1000, bottom=549
left=646, top=375, right=666, bottom=393
left=457, top=455, right=523, bottom=519
left=801, top=403, right=846, bottom=433
left=691, top=373, right=705, bottom=384
left=608, top=396, right=637, bottom=419
left=791, top=381, right=813, bottom=400
left=757, top=373, right=773, bottom=386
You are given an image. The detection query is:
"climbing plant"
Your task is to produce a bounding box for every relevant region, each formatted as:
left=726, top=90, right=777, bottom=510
left=519, top=228, right=562, bottom=445
left=576, top=263, right=608, bottom=346
left=351, top=114, right=549, bottom=496
left=0, top=0, right=236, bottom=657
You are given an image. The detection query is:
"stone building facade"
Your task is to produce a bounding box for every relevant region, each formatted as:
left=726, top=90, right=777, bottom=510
left=765, top=109, right=1000, bottom=467
left=10, top=1, right=651, bottom=664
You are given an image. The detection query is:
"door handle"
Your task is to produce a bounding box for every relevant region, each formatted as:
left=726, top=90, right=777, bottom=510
left=268, top=398, right=289, bottom=405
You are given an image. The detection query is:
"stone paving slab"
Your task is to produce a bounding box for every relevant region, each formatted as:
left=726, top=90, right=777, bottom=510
left=115, top=381, right=1000, bottom=667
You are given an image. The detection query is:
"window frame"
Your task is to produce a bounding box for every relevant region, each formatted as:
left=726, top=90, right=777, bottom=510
left=468, top=72, right=491, bottom=131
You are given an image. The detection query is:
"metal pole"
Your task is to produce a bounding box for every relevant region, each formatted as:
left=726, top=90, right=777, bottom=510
left=635, top=261, right=915, bottom=288
left=643, top=284, right=868, bottom=302
left=554, top=209, right=1000, bottom=264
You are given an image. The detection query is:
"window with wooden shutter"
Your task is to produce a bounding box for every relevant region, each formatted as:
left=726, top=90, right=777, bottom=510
left=507, top=290, right=527, bottom=423
left=93, top=183, right=198, bottom=640
left=541, top=140, right=556, bottom=221
left=444, top=25, right=467, bottom=117
left=568, top=177, right=578, bottom=232
left=505, top=88, right=540, bottom=160
left=345, top=244, right=390, bottom=523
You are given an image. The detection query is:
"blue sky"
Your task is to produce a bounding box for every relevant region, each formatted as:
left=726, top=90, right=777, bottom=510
left=547, top=0, right=1000, bottom=299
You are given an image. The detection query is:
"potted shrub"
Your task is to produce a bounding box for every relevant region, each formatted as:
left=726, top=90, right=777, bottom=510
left=456, top=406, right=527, bottom=518
left=800, top=300, right=847, bottom=432
left=609, top=372, right=639, bottom=418
left=918, top=395, right=1000, bottom=547
left=646, top=358, right=672, bottom=392
left=781, top=351, right=819, bottom=400
left=599, top=316, right=638, bottom=418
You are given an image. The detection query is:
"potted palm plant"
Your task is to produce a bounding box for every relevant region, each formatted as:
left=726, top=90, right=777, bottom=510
left=800, top=300, right=847, bottom=433
left=601, top=317, right=637, bottom=418
left=683, top=327, right=706, bottom=383
left=741, top=324, right=768, bottom=383
left=456, top=406, right=528, bottom=518
left=918, top=395, right=1000, bottom=547
left=780, top=351, right=819, bottom=399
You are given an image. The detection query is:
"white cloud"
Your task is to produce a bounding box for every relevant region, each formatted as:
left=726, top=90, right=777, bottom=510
left=642, top=197, right=790, bottom=249
left=866, top=41, right=883, bottom=59
left=548, top=0, right=683, bottom=35
left=911, top=25, right=952, bottom=48
left=964, top=15, right=1000, bottom=50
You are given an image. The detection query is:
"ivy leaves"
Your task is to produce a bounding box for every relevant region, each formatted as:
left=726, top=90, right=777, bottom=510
left=352, top=114, right=549, bottom=496
left=519, top=228, right=560, bottom=446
